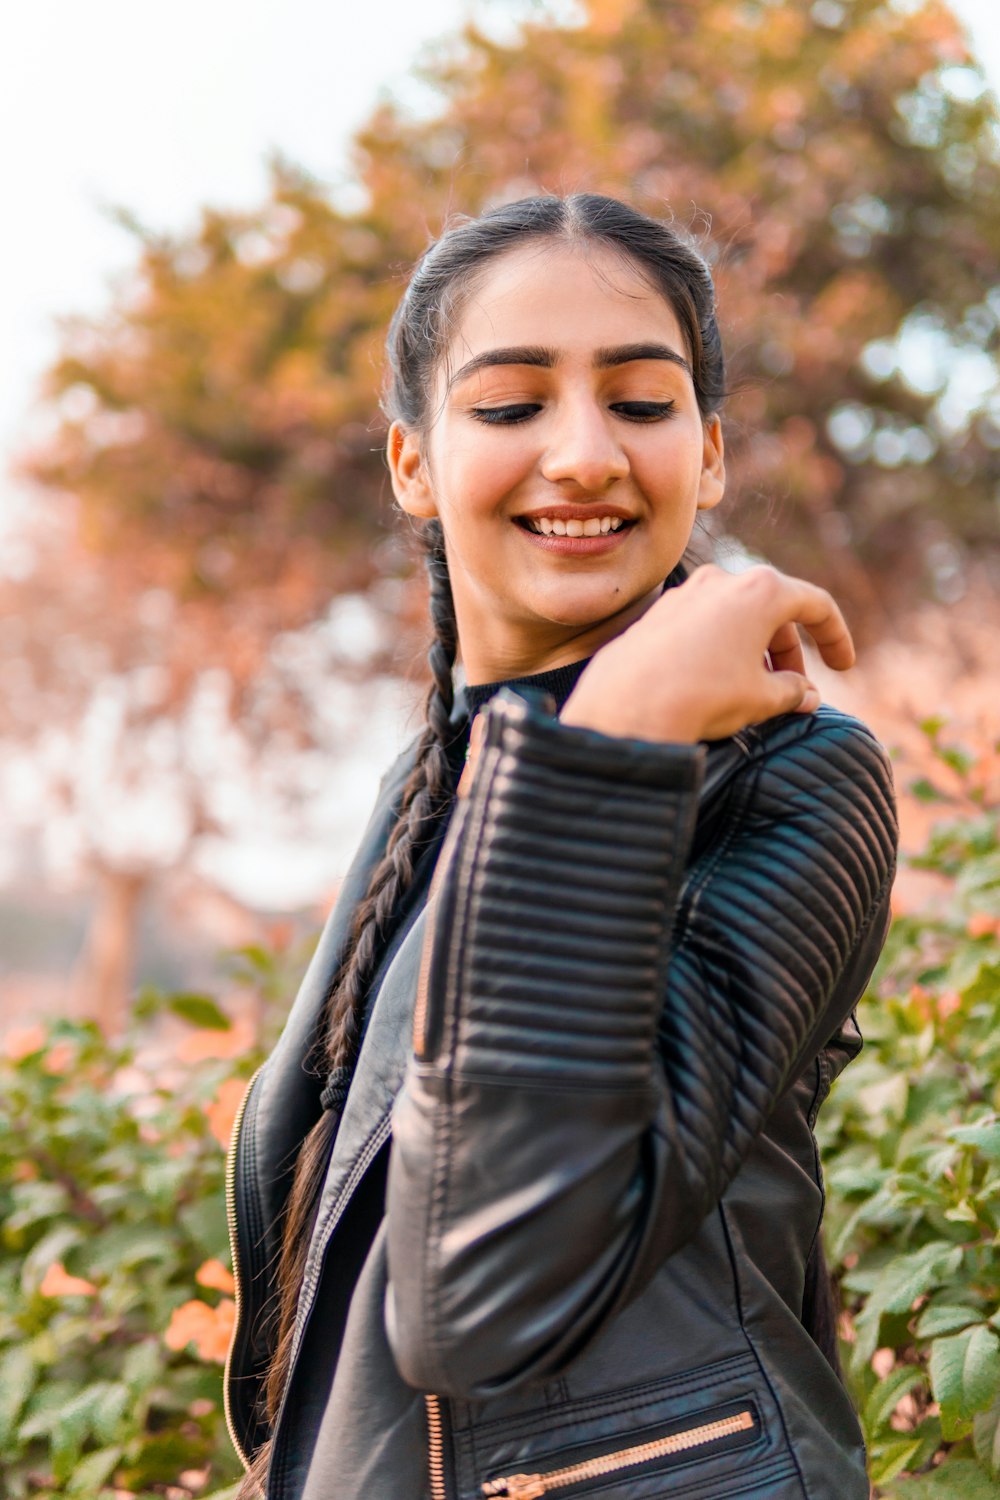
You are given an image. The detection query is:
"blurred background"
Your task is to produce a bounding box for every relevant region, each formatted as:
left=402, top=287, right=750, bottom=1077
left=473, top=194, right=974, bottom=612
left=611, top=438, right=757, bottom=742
left=2, top=7, right=999, bottom=1497
left=1, top=0, right=997, bottom=1035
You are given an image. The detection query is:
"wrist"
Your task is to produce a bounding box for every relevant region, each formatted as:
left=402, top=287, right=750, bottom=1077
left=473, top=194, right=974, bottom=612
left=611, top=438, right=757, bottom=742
left=560, top=690, right=703, bottom=745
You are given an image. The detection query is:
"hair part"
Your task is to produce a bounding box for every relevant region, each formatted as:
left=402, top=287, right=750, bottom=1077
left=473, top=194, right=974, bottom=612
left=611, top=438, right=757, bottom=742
left=382, top=192, right=726, bottom=437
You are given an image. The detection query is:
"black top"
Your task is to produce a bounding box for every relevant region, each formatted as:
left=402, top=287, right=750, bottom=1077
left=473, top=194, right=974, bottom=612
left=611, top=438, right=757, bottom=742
left=461, top=655, right=592, bottom=723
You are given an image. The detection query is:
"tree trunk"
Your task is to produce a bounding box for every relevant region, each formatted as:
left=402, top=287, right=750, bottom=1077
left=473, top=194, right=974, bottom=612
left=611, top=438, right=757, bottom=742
left=72, top=868, right=148, bottom=1036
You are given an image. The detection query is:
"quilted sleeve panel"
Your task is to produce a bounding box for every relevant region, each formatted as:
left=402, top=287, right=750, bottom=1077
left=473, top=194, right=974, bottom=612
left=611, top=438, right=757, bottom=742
left=628, top=705, right=897, bottom=1289
left=385, top=692, right=897, bottom=1398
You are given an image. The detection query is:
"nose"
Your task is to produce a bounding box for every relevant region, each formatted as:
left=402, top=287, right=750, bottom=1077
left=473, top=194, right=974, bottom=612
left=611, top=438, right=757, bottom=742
left=539, top=395, right=630, bottom=492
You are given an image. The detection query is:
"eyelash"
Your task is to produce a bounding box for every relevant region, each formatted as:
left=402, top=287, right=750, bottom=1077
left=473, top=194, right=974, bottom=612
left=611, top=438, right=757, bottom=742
left=471, top=400, right=677, bottom=426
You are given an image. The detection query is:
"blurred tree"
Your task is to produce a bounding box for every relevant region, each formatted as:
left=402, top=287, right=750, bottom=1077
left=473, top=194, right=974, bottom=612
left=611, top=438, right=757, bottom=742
left=352, top=0, right=999, bottom=616
left=23, top=0, right=1000, bottom=633
left=9, top=0, right=999, bottom=1020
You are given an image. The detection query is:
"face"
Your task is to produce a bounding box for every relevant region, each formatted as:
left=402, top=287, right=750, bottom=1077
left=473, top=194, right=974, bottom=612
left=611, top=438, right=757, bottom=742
left=388, top=240, right=725, bottom=682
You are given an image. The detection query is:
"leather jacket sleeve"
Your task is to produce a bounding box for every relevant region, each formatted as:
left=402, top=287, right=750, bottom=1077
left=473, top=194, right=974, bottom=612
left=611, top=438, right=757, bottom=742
left=385, top=687, right=898, bottom=1399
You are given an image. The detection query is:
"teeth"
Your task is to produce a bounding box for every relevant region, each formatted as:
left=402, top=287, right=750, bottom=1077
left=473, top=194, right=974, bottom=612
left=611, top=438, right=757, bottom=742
left=523, top=516, right=628, bottom=535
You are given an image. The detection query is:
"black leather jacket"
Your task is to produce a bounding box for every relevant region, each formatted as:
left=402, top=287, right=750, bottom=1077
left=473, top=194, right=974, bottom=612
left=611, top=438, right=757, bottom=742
left=225, top=685, right=897, bottom=1500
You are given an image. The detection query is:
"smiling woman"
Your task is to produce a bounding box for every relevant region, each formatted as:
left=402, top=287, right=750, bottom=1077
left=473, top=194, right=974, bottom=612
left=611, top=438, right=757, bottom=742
left=223, top=195, right=898, bottom=1500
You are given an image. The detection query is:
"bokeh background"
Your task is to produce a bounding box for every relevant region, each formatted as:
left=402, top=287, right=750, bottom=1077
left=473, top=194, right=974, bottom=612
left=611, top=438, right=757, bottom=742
left=0, top=3, right=998, bottom=1498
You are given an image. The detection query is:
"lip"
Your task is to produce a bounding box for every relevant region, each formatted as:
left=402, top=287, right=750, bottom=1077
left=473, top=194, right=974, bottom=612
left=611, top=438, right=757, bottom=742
left=514, top=519, right=636, bottom=555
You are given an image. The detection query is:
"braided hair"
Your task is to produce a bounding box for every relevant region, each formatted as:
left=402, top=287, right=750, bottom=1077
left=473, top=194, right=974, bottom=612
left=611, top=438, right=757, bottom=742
left=239, top=193, right=727, bottom=1496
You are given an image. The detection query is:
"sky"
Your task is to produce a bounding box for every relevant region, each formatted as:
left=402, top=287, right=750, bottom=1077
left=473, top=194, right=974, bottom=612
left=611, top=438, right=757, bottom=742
left=1, top=0, right=996, bottom=487
left=0, top=0, right=560, bottom=501
left=1, top=0, right=997, bottom=907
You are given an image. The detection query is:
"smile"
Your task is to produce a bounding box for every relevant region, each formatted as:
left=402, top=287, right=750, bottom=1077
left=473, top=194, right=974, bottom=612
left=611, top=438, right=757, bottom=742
left=519, top=515, right=631, bottom=537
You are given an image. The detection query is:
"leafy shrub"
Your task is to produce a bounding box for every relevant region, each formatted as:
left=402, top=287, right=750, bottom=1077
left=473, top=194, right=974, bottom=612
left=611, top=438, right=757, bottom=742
left=820, top=723, right=1000, bottom=1496
left=0, top=943, right=307, bottom=1500
left=1, top=734, right=998, bottom=1496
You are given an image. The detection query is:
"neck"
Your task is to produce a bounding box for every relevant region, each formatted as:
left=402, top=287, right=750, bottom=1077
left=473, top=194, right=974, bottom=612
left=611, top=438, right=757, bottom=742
left=458, top=582, right=664, bottom=686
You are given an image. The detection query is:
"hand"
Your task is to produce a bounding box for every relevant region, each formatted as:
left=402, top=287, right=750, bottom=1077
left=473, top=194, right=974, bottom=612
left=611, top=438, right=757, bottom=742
left=560, top=565, right=855, bottom=744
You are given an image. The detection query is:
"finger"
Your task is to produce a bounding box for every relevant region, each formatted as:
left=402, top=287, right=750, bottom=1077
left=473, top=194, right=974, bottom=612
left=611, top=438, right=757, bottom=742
left=765, top=575, right=855, bottom=672
left=766, top=620, right=806, bottom=678
left=763, top=670, right=819, bottom=721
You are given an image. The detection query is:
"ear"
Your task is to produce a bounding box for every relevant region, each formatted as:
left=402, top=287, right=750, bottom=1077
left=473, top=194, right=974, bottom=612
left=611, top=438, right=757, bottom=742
left=695, top=415, right=725, bottom=512
left=387, top=421, right=438, bottom=519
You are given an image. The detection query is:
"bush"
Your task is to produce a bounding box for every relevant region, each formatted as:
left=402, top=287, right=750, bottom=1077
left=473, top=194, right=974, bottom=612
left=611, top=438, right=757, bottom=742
left=0, top=731, right=997, bottom=1496
left=820, top=723, right=1000, bottom=1496
left=0, top=943, right=305, bottom=1500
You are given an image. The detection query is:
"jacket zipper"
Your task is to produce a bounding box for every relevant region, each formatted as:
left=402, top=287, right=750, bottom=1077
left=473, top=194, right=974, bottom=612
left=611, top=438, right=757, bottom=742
left=413, top=851, right=448, bottom=1058
left=480, top=1409, right=755, bottom=1498
left=223, top=1064, right=265, bottom=1473
left=426, top=1393, right=448, bottom=1500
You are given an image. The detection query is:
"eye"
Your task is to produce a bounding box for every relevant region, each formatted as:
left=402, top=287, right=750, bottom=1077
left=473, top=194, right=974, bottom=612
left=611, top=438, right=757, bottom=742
left=470, top=404, right=541, bottom=425
left=611, top=400, right=677, bottom=422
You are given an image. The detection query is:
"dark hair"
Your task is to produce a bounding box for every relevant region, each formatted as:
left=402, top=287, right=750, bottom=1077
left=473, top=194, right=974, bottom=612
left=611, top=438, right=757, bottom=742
left=238, top=193, right=725, bottom=1496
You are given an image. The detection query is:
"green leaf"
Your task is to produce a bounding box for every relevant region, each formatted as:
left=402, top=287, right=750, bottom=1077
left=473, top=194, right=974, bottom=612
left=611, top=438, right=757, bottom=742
left=167, top=993, right=232, bottom=1030
left=853, top=1241, right=964, bottom=1365
left=919, top=716, right=947, bottom=741
left=929, top=1326, right=1000, bottom=1437
left=949, top=1119, right=1000, bottom=1159
left=864, top=1363, right=926, bottom=1436
left=0, top=1344, right=36, bottom=1446
left=66, top=1444, right=123, bottom=1495
left=909, top=776, right=946, bottom=804
left=973, top=1395, right=1000, bottom=1478
left=868, top=1434, right=928, bottom=1486
left=883, top=1456, right=1000, bottom=1499
left=917, top=1304, right=985, bottom=1339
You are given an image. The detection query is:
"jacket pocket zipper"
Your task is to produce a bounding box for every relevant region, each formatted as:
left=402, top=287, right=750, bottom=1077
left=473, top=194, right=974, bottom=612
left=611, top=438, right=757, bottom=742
left=223, top=1064, right=264, bottom=1473
left=480, top=1408, right=756, bottom=1499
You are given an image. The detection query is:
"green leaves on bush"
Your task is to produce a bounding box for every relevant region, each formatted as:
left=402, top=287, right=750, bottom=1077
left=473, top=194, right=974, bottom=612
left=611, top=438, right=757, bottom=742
left=820, top=729, right=1000, bottom=1495
left=0, top=1011, right=268, bottom=1499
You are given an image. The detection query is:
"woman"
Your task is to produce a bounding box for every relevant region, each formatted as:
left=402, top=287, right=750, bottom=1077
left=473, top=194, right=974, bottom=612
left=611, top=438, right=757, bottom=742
left=224, top=194, right=898, bottom=1500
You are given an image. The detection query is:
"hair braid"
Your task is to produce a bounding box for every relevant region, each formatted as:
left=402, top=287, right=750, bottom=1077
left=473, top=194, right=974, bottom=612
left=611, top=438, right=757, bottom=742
left=238, top=522, right=458, bottom=1496
left=322, top=521, right=457, bottom=1073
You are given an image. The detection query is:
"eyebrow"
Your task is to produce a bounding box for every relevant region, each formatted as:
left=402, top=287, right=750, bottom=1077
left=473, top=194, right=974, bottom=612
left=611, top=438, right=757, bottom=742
left=448, top=341, right=691, bottom=388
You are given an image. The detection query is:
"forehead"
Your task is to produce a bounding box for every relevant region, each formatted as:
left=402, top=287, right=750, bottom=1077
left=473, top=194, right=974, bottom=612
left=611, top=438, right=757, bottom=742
left=444, top=241, right=687, bottom=374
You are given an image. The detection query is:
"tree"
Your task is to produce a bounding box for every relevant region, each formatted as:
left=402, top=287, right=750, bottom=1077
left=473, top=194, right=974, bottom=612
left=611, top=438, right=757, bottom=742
left=9, top=0, right=999, bottom=1019
left=23, top=0, right=1000, bottom=635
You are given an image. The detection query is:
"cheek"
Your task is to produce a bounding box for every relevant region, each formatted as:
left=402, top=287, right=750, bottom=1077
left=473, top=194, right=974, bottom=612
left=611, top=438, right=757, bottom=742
left=435, top=427, right=533, bottom=515
left=641, top=419, right=708, bottom=493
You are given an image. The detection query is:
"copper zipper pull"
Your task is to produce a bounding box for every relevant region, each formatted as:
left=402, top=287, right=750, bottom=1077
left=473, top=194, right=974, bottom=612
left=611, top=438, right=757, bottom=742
left=501, top=1478, right=547, bottom=1500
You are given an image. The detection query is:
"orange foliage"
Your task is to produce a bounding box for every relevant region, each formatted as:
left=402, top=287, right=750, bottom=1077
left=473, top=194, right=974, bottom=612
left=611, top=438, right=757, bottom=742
left=41, top=1041, right=77, bottom=1075
left=195, top=1258, right=236, bottom=1294
left=39, top=1262, right=98, bottom=1297
left=176, top=1016, right=256, bottom=1064
left=205, top=1077, right=249, bottom=1149
left=3, top=1025, right=48, bottom=1061
left=164, top=1297, right=236, bottom=1363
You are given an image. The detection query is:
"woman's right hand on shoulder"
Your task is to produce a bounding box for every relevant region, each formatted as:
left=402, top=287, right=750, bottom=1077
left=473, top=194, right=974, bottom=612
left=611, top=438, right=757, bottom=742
left=561, top=564, right=856, bottom=744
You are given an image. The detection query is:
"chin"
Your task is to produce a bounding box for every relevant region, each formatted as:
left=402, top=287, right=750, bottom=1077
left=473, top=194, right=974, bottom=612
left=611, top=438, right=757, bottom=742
left=530, top=579, right=657, bottom=629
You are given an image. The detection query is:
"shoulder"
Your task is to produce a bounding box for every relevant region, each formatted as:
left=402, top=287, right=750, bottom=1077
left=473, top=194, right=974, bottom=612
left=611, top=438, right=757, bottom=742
left=742, top=704, right=896, bottom=812
left=715, top=705, right=898, bottom=884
